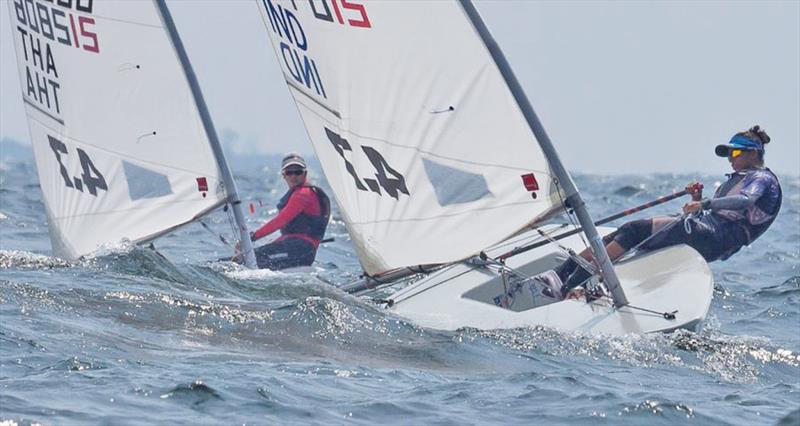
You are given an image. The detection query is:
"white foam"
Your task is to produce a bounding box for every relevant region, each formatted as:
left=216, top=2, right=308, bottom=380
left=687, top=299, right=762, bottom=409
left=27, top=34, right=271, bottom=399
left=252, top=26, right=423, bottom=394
left=0, top=250, right=70, bottom=269
left=213, top=261, right=323, bottom=280
left=224, top=267, right=285, bottom=280
left=83, top=239, right=138, bottom=259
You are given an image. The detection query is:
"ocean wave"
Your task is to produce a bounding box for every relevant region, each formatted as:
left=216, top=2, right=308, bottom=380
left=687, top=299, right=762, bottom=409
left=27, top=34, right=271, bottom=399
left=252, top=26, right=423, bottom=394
left=469, top=327, right=800, bottom=383
left=755, top=276, right=800, bottom=297
left=159, top=380, right=222, bottom=406
left=614, top=399, right=707, bottom=422
left=2, top=161, right=799, bottom=424
left=0, top=281, right=65, bottom=312
left=287, top=297, right=392, bottom=341
left=778, top=408, right=800, bottom=426
left=103, top=290, right=274, bottom=324
left=44, top=357, right=108, bottom=372
left=0, top=250, right=71, bottom=269
left=0, top=330, right=45, bottom=351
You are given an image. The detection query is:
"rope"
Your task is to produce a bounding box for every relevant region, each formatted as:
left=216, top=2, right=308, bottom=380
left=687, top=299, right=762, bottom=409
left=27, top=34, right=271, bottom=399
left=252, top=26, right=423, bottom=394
left=497, top=224, right=568, bottom=260
left=586, top=291, right=678, bottom=320
left=535, top=227, right=597, bottom=277
left=619, top=214, right=687, bottom=261
left=555, top=178, right=591, bottom=255
left=198, top=219, right=234, bottom=248
left=388, top=264, right=482, bottom=305
left=625, top=304, right=678, bottom=320
left=387, top=252, right=538, bottom=307
left=474, top=255, right=530, bottom=279
left=224, top=203, right=240, bottom=245
left=552, top=179, right=600, bottom=283
left=198, top=218, right=246, bottom=263
left=683, top=213, right=698, bottom=234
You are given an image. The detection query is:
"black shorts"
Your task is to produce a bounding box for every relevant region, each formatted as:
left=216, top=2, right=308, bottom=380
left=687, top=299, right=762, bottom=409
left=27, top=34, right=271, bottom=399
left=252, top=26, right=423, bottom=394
left=614, top=215, right=747, bottom=262
left=254, top=237, right=317, bottom=270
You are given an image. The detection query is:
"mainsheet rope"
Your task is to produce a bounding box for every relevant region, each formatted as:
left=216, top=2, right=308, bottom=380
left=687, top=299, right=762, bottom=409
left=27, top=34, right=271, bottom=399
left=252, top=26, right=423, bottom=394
left=554, top=178, right=593, bottom=257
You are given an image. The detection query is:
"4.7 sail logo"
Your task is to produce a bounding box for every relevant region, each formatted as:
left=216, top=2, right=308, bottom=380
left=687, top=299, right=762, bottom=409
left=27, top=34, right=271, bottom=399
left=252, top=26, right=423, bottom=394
left=325, top=128, right=409, bottom=200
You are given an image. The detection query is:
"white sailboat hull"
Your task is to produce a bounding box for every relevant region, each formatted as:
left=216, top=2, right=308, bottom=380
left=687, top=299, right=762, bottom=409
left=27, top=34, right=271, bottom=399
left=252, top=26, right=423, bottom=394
left=387, top=226, right=714, bottom=335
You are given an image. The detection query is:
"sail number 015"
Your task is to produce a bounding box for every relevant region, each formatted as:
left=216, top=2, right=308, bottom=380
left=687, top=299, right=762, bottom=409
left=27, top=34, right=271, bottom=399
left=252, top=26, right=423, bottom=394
left=48, top=135, right=108, bottom=196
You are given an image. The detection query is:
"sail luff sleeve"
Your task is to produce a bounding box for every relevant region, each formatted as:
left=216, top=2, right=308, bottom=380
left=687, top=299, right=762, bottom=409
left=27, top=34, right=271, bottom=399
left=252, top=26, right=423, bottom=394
left=153, top=0, right=257, bottom=268
left=458, top=0, right=628, bottom=306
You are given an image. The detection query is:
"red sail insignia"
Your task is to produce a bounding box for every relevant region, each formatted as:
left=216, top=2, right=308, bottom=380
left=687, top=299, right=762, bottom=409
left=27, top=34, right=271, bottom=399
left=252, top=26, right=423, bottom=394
left=521, top=173, right=539, bottom=191
left=196, top=177, right=208, bottom=192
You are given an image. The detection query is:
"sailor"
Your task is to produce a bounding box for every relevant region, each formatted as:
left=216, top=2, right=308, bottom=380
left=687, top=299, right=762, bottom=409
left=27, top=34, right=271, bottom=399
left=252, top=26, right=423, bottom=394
left=247, top=153, right=331, bottom=270
left=555, top=125, right=782, bottom=297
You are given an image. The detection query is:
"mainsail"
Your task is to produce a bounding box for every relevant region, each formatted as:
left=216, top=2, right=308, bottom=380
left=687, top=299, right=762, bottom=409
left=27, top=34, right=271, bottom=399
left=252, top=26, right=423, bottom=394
left=256, top=0, right=563, bottom=276
left=7, top=0, right=243, bottom=260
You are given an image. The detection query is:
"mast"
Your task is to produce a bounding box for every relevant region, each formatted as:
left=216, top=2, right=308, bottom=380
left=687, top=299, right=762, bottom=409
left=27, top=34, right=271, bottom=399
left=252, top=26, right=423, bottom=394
left=153, top=0, right=257, bottom=269
left=459, top=0, right=628, bottom=307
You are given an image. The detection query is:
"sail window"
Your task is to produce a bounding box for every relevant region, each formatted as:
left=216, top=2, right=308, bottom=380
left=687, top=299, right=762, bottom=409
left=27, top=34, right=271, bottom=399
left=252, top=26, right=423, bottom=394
left=123, top=161, right=172, bottom=201
left=422, top=158, right=492, bottom=206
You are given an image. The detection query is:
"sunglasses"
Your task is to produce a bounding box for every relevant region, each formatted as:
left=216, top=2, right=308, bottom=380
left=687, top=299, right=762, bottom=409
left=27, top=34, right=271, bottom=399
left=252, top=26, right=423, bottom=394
left=729, top=149, right=744, bottom=158
left=283, top=169, right=306, bottom=176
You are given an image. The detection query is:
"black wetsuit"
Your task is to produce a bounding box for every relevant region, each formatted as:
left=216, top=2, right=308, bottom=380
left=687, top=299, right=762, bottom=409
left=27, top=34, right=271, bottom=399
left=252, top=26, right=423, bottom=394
left=621, top=168, right=782, bottom=261
left=558, top=168, right=781, bottom=290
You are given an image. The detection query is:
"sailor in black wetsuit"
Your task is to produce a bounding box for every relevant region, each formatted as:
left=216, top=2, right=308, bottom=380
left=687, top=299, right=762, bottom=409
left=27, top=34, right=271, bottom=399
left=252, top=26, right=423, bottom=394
left=555, top=125, right=782, bottom=296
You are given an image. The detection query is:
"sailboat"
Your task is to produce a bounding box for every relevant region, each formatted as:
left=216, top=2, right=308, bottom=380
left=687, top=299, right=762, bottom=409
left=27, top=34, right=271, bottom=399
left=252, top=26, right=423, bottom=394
left=6, top=0, right=258, bottom=267
left=255, top=0, right=713, bottom=335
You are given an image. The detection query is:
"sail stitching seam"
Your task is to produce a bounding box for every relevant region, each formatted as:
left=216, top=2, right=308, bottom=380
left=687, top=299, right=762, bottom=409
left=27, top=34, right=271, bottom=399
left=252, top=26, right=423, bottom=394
left=91, top=14, right=163, bottom=29
left=346, top=200, right=549, bottom=225
left=293, top=95, right=554, bottom=172
left=47, top=198, right=222, bottom=221
left=27, top=115, right=222, bottom=178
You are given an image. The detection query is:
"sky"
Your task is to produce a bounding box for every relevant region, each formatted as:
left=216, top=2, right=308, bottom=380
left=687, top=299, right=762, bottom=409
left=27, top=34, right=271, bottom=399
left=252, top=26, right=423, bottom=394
left=1, top=0, right=798, bottom=176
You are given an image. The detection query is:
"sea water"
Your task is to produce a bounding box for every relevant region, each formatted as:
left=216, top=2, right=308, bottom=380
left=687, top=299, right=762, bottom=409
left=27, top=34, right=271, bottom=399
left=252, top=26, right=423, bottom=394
left=1, top=154, right=798, bottom=425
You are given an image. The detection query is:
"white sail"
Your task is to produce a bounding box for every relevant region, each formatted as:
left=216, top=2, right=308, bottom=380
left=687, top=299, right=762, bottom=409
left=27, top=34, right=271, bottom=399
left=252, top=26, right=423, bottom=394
left=7, top=0, right=227, bottom=259
left=256, top=0, right=561, bottom=276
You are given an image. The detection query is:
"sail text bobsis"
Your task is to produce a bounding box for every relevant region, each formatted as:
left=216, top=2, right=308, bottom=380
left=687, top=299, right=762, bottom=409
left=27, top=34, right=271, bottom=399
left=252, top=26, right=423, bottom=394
left=12, top=0, right=108, bottom=198
left=262, top=0, right=371, bottom=100
left=12, top=0, right=100, bottom=117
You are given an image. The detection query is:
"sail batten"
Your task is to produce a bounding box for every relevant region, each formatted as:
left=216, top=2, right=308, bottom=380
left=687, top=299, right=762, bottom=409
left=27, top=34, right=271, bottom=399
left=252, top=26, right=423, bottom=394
left=258, top=0, right=562, bottom=275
